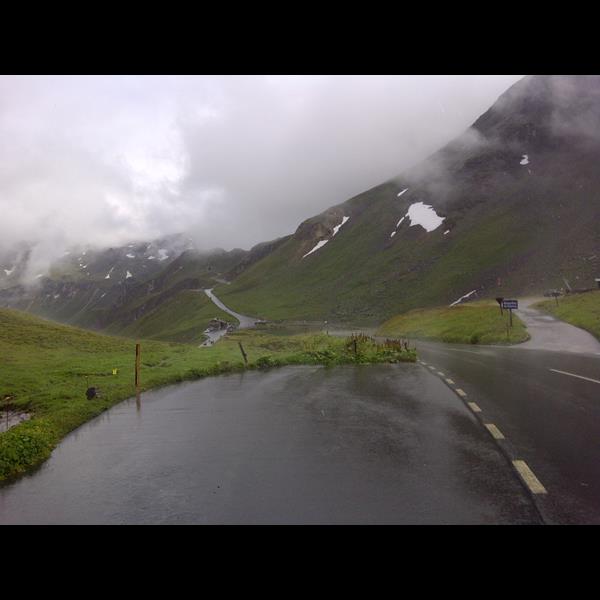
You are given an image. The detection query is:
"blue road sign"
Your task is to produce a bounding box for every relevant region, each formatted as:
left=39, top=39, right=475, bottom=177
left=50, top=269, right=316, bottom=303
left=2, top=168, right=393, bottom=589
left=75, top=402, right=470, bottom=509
left=501, top=299, right=518, bottom=310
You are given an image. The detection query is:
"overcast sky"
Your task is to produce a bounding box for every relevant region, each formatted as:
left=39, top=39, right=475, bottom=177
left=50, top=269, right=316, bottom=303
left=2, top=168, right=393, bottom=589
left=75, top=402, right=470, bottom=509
left=0, top=75, right=523, bottom=261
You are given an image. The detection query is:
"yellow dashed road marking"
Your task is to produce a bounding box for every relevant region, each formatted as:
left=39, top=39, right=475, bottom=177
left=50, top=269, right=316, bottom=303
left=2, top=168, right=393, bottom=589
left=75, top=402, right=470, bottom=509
left=428, top=365, right=436, bottom=370
left=445, top=378, right=455, bottom=385
left=456, top=388, right=467, bottom=397
left=484, top=423, right=505, bottom=440
left=437, top=371, right=445, bottom=377
left=513, top=460, right=547, bottom=494
left=467, top=401, right=481, bottom=413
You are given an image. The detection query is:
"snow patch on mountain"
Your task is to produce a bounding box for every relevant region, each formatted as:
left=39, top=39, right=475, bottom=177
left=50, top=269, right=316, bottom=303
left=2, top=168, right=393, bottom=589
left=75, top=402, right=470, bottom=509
left=449, top=289, right=478, bottom=307
left=303, top=240, right=330, bottom=259
left=302, top=215, right=350, bottom=259
left=405, top=202, right=445, bottom=232
left=332, top=216, right=350, bottom=237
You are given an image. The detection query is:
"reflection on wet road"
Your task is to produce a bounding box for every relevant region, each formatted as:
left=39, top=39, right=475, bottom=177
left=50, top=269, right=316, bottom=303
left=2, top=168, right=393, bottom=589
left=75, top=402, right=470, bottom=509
left=0, top=365, right=539, bottom=524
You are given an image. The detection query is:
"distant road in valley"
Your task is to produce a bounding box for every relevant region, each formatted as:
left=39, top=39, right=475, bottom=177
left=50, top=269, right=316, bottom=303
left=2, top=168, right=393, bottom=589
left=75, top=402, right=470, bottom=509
left=203, top=288, right=260, bottom=329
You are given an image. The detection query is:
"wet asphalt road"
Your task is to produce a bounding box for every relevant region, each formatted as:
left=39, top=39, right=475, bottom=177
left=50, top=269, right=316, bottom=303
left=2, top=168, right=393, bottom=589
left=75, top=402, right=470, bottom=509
left=516, top=298, right=600, bottom=355
left=0, top=364, right=540, bottom=525
left=416, top=340, right=600, bottom=524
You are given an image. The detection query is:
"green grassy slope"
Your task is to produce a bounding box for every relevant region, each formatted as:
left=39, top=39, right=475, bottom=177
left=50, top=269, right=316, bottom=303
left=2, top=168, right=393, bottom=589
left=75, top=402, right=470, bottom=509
left=535, top=291, right=600, bottom=340
left=0, top=308, right=415, bottom=481
left=376, top=302, right=529, bottom=344
left=215, top=180, right=549, bottom=324
left=210, top=77, right=600, bottom=326
left=215, top=142, right=600, bottom=326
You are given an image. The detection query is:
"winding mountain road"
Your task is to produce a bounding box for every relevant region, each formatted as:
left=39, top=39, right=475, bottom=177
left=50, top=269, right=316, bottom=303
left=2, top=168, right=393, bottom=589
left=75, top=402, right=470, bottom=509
left=200, top=289, right=600, bottom=522
left=413, top=300, right=600, bottom=524
left=204, top=288, right=260, bottom=329
left=199, top=288, right=260, bottom=347
left=515, top=297, right=600, bottom=355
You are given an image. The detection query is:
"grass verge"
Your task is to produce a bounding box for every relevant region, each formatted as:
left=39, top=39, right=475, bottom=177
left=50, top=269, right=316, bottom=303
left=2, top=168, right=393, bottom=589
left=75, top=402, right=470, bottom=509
left=534, top=290, right=600, bottom=340
left=0, top=308, right=415, bottom=482
left=376, top=302, right=529, bottom=345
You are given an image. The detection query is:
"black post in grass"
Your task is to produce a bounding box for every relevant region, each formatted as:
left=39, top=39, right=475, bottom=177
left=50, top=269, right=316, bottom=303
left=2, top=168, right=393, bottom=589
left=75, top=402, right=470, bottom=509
left=135, top=343, right=141, bottom=390
left=238, top=342, right=248, bottom=365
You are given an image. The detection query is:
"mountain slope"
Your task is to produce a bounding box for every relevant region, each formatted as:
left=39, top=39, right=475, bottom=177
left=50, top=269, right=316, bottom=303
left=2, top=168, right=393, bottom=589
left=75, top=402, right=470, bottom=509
left=4, top=75, right=600, bottom=334
left=214, top=75, right=600, bottom=324
left=0, top=234, right=285, bottom=341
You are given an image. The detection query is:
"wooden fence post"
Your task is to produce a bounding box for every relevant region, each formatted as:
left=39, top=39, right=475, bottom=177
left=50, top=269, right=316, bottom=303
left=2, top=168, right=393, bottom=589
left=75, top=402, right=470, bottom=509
left=238, top=342, right=248, bottom=365
left=135, top=343, right=141, bottom=389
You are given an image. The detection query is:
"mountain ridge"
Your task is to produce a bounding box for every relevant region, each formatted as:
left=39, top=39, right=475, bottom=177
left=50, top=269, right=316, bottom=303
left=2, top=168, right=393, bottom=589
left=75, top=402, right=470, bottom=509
left=3, top=75, right=600, bottom=336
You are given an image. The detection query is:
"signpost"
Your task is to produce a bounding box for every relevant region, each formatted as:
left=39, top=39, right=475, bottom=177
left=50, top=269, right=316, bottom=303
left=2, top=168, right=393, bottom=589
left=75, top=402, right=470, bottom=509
left=501, top=299, right=518, bottom=328
left=495, top=297, right=504, bottom=315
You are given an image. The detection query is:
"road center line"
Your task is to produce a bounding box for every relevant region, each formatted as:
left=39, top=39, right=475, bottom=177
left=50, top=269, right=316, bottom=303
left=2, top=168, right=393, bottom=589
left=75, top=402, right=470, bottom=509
left=445, top=378, right=455, bottom=385
left=467, top=402, right=481, bottom=413
left=548, top=368, right=600, bottom=385
left=437, top=371, right=445, bottom=377
left=456, top=388, right=467, bottom=397
left=512, top=460, right=547, bottom=494
left=484, top=423, right=505, bottom=440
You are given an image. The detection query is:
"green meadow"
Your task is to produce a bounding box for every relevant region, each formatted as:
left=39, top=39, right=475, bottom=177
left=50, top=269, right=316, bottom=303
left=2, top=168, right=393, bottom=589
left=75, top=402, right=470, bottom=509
left=376, top=301, right=529, bottom=345
left=535, top=291, right=600, bottom=340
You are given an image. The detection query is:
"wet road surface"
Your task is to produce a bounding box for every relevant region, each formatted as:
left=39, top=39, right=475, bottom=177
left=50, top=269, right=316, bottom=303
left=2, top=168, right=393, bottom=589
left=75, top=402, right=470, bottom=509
left=515, top=298, right=600, bottom=355
left=0, top=365, right=540, bottom=524
left=416, top=340, right=600, bottom=524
